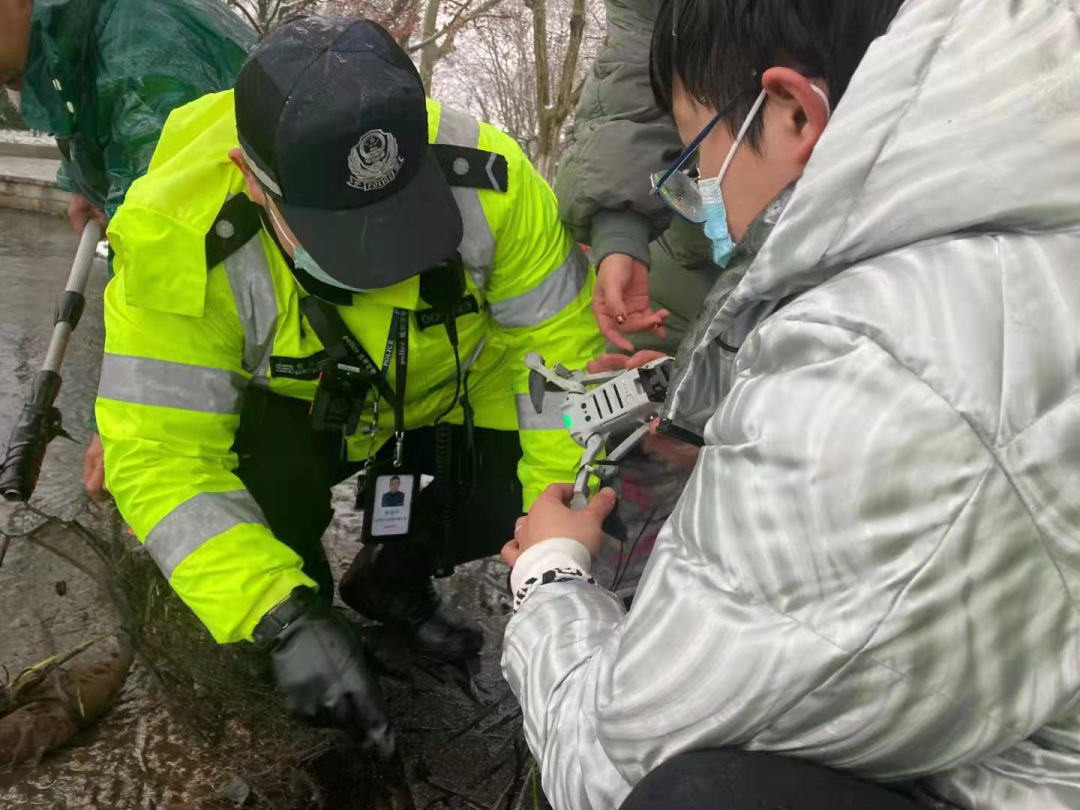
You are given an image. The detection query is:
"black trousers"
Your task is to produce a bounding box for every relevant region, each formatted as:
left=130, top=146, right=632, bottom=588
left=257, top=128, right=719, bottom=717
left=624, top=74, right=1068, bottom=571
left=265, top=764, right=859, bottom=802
left=232, top=389, right=523, bottom=593
left=619, top=750, right=923, bottom=810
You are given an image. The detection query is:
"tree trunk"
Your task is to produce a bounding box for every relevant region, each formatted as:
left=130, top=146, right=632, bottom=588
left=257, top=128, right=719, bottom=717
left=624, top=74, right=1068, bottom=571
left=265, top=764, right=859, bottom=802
left=533, top=117, right=559, bottom=183
left=527, top=0, right=586, bottom=183
left=418, top=0, right=443, bottom=92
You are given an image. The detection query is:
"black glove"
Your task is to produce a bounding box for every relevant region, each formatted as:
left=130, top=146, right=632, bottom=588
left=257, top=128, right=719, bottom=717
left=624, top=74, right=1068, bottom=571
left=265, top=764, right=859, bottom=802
left=255, top=587, right=394, bottom=758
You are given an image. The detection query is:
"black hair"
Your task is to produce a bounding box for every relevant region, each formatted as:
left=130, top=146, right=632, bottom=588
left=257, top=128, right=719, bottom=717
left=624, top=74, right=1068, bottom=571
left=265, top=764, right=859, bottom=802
left=390, top=475, right=401, bottom=482
left=650, top=0, right=906, bottom=150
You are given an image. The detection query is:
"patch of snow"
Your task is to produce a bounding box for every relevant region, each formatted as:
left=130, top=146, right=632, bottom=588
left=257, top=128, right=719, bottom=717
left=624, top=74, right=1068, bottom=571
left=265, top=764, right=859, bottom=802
left=0, top=128, right=55, bottom=146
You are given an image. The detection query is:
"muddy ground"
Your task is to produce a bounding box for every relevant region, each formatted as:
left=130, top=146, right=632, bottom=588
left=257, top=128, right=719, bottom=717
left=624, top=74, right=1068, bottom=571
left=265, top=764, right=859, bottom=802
left=0, top=501, right=529, bottom=810
left=0, top=208, right=672, bottom=810
left=0, top=209, right=536, bottom=809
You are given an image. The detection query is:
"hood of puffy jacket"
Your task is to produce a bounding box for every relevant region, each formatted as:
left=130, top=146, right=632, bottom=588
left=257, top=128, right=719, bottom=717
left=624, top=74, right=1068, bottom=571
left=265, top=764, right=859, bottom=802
left=665, top=0, right=1080, bottom=433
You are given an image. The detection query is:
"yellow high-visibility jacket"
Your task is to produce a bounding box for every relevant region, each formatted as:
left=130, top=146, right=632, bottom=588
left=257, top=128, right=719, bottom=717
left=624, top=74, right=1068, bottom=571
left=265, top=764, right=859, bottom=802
left=97, top=90, right=604, bottom=644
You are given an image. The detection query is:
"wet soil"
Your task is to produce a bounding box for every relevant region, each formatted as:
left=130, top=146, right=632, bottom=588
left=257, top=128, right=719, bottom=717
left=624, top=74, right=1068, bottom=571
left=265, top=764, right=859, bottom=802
left=0, top=210, right=532, bottom=810
left=0, top=208, right=675, bottom=810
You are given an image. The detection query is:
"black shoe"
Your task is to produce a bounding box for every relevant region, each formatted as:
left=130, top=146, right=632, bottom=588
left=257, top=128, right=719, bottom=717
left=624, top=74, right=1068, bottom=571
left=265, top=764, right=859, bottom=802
left=339, top=544, right=484, bottom=663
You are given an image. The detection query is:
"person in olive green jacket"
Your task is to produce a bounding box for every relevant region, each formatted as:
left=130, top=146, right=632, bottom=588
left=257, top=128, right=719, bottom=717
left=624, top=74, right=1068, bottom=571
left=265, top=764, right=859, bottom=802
left=0, top=0, right=255, bottom=497
left=555, top=0, right=745, bottom=589
left=556, top=0, right=719, bottom=355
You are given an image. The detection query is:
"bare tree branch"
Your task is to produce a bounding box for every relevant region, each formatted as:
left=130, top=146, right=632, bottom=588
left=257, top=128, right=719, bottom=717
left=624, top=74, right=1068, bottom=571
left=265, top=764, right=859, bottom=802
left=227, top=0, right=320, bottom=34
left=569, top=73, right=587, bottom=112
left=349, top=0, right=605, bottom=178
left=553, top=0, right=585, bottom=121
left=517, top=0, right=588, bottom=179
left=525, top=0, right=551, bottom=116
left=229, top=0, right=263, bottom=33
left=406, top=0, right=508, bottom=53
left=418, top=0, right=444, bottom=90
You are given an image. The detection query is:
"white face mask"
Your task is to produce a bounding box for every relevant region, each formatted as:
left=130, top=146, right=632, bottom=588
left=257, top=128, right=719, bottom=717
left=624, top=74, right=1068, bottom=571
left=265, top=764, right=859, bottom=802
left=266, top=199, right=370, bottom=293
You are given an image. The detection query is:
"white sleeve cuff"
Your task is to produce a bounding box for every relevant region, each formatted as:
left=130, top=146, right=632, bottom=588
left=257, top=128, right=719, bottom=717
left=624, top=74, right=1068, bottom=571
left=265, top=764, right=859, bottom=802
left=510, top=537, right=595, bottom=608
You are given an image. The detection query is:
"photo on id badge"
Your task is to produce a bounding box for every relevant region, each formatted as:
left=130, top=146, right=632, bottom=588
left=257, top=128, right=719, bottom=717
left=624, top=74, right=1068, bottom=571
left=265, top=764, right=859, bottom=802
left=372, top=474, right=414, bottom=537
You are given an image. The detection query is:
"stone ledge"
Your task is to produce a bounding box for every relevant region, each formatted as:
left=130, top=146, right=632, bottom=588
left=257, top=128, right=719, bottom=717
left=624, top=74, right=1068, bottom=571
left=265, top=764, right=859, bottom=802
left=0, top=141, right=62, bottom=160
left=0, top=177, right=70, bottom=217
left=0, top=156, right=68, bottom=216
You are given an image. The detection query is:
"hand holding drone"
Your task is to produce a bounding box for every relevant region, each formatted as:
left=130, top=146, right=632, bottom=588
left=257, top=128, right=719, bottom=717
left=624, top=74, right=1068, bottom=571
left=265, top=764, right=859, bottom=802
left=524, top=352, right=675, bottom=509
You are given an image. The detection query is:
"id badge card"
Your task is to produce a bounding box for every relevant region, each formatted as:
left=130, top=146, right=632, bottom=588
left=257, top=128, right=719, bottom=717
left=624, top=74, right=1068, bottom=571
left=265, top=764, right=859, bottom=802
left=361, top=472, right=418, bottom=541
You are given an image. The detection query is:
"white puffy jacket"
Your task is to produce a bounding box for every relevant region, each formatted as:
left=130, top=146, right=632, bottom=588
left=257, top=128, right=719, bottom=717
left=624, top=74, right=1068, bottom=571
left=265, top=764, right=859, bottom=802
left=502, top=0, right=1080, bottom=808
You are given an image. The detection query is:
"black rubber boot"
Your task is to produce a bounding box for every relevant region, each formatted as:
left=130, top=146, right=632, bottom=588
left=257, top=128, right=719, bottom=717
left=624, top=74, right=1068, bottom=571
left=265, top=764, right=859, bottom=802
left=339, top=542, right=484, bottom=663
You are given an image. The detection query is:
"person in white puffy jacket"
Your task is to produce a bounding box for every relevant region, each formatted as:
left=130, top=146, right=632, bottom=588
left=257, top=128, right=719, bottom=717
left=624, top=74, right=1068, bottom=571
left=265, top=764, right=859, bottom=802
left=500, top=0, right=1080, bottom=808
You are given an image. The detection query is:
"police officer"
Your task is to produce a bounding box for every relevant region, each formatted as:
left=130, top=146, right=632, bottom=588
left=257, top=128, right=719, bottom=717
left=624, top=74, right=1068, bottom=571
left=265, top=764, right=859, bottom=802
left=95, top=18, right=604, bottom=747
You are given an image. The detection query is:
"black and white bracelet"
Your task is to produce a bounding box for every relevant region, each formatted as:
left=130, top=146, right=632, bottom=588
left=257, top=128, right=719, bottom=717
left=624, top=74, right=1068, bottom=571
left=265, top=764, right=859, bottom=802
left=513, top=567, right=598, bottom=611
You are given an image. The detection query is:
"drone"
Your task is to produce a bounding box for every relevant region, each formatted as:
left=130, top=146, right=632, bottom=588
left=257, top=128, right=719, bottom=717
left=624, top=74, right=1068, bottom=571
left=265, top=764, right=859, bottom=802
left=524, top=352, right=675, bottom=509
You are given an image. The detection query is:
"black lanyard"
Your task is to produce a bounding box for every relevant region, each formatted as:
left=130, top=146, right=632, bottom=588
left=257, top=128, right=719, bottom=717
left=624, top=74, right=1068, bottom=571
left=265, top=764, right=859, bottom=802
left=382, top=308, right=409, bottom=466
left=302, top=297, right=394, bottom=403
left=301, top=297, right=409, bottom=464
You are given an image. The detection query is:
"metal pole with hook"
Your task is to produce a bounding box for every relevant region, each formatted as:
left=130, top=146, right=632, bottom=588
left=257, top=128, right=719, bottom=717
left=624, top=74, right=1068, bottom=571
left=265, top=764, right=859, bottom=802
left=0, top=221, right=104, bottom=502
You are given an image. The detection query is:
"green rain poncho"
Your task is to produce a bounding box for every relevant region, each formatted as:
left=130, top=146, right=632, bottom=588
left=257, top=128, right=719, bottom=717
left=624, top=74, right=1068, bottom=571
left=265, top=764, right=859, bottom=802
left=18, top=0, right=256, bottom=221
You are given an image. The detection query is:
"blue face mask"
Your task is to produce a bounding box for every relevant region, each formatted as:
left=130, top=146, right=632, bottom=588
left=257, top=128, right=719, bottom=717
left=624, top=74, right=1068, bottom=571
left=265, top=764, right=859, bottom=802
left=266, top=201, right=370, bottom=293
left=698, top=174, right=738, bottom=268
left=698, top=85, right=830, bottom=268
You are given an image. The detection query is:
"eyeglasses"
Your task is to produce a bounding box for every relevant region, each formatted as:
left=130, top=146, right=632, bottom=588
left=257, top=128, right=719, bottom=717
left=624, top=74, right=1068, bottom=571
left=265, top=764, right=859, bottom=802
left=649, top=94, right=744, bottom=224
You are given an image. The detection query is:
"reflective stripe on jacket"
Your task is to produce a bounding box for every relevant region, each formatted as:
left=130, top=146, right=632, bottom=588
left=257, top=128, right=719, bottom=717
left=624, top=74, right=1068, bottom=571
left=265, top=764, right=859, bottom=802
left=98, top=91, right=604, bottom=643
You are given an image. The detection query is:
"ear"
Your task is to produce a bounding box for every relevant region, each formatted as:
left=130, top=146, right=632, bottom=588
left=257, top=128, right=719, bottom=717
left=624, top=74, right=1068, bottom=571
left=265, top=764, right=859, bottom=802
left=761, top=67, right=830, bottom=166
left=228, top=148, right=267, bottom=206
